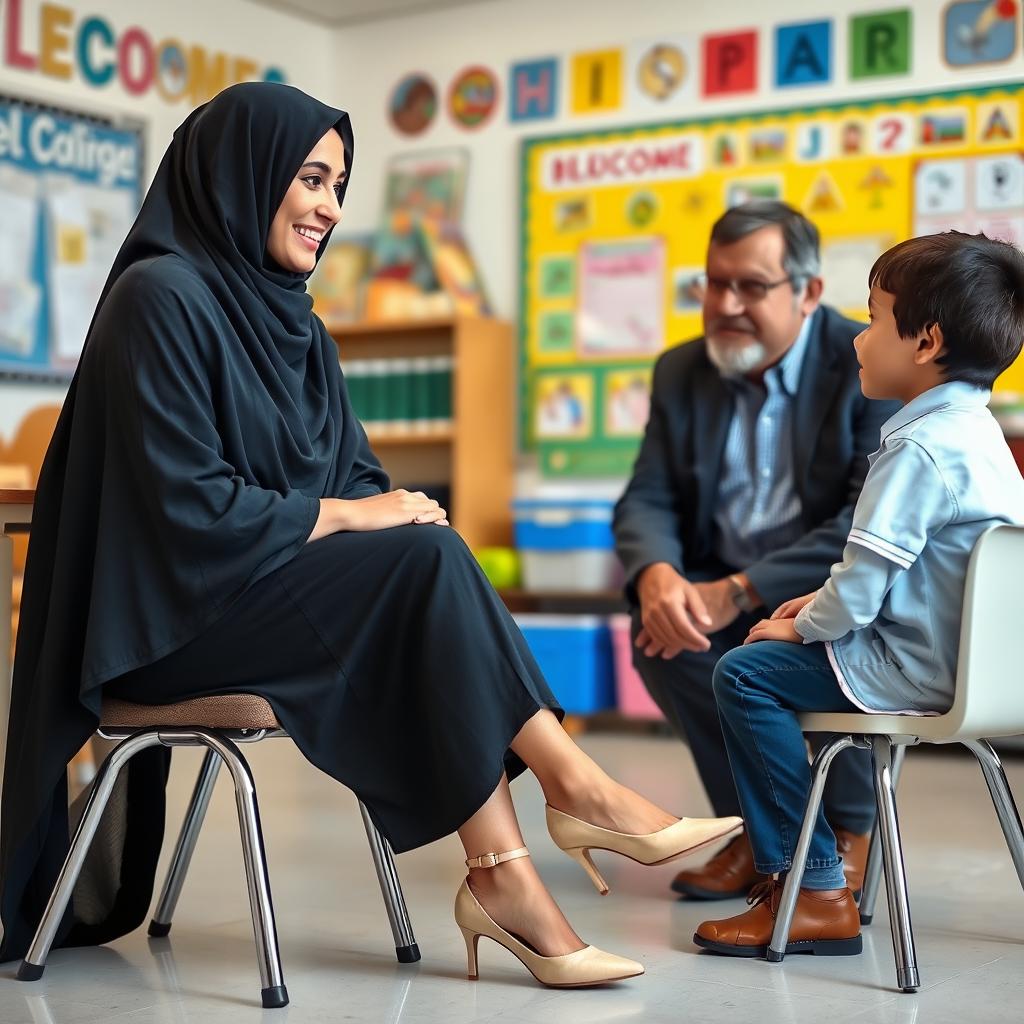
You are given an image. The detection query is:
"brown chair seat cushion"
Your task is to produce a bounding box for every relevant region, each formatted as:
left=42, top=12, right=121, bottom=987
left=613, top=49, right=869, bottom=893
left=101, top=694, right=280, bottom=731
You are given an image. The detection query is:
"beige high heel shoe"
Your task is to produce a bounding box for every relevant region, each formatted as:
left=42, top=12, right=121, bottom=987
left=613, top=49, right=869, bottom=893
left=454, top=846, right=644, bottom=987
left=546, top=805, right=744, bottom=894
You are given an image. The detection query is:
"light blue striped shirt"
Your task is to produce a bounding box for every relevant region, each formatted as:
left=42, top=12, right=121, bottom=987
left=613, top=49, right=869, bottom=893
left=795, top=381, right=1024, bottom=713
left=712, top=312, right=814, bottom=569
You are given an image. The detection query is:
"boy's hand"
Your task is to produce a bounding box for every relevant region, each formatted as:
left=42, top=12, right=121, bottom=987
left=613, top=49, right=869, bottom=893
left=770, top=591, right=818, bottom=621
left=743, top=617, right=802, bottom=645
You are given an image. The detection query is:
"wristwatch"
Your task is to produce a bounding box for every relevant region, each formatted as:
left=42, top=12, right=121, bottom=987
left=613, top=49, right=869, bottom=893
left=728, top=574, right=757, bottom=613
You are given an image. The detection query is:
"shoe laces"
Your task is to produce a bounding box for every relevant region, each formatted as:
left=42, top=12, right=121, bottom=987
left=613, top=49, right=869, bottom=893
left=746, top=879, right=780, bottom=912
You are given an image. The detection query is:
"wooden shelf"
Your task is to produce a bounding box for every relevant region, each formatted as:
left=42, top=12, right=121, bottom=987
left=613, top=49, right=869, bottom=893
left=365, top=429, right=453, bottom=446
left=499, top=588, right=624, bottom=602
left=328, top=318, right=514, bottom=550
left=0, top=489, right=35, bottom=504
left=326, top=317, right=458, bottom=337
left=498, top=588, right=627, bottom=614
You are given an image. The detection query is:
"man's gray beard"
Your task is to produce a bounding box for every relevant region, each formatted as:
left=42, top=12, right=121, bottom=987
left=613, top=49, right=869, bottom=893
left=706, top=336, right=768, bottom=378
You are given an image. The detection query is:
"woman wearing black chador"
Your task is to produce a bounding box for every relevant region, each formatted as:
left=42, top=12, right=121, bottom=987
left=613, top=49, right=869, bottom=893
left=0, top=83, right=740, bottom=987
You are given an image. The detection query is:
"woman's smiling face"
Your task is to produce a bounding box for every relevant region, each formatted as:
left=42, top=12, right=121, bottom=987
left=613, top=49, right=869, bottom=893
left=266, top=128, right=347, bottom=273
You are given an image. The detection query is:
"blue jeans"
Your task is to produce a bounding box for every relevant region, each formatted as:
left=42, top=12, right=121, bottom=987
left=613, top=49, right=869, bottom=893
left=632, top=606, right=876, bottom=830
left=712, top=640, right=864, bottom=890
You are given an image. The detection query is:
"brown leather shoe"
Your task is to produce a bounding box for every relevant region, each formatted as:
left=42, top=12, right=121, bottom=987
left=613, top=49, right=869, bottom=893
left=835, top=828, right=871, bottom=896
left=670, top=832, right=768, bottom=900
left=693, top=880, right=862, bottom=958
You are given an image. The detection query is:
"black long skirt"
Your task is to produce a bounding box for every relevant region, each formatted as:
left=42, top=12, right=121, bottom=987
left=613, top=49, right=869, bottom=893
left=107, top=525, right=561, bottom=853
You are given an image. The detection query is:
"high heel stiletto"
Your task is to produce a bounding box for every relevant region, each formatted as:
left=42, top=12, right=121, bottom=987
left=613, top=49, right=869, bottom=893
left=453, top=846, right=644, bottom=987
left=546, top=805, right=744, bottom=894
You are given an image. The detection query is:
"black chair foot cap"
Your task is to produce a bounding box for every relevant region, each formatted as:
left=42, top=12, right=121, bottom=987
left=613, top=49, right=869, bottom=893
left=859, top=913, right=873, bottom=926
left=17, top=961, right=45, bottom=981
left=901, top=987, right=918, bottom=995
left=766, top=949, right=784, bottom=964
left=261, top=985, right=289, bottom=1008
left=396, top=943, right=421, bottom=964
left=148, top=920, right=172, bottom=938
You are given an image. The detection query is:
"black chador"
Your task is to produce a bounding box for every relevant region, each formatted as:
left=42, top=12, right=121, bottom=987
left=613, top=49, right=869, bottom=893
left=0, top=82, right=558, bottom=960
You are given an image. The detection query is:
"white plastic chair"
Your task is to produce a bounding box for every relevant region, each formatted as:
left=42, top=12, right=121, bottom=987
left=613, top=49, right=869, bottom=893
left=768, top=524, right=1024, bottom=993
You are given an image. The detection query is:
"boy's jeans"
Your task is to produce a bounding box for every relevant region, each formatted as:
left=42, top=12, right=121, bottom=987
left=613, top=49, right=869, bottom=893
left=712, top=640, right=873, bottom=889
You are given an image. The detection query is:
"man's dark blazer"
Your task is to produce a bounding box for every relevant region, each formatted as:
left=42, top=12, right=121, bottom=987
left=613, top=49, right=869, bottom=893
left=613, top=305, right=900, bottom=612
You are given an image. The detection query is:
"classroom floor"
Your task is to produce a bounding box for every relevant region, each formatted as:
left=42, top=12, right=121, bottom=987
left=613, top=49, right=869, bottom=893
left=2, top=731, right=1024, bottom=1024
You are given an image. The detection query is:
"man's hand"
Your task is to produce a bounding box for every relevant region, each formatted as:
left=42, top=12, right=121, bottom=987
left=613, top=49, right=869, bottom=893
left=743, top=617, right=802, bottom=645
left=635, top=563, right=713, bottom=659
left=770, top=591, right=818, bottom=621
left=691, top=578, right=742, bottom=635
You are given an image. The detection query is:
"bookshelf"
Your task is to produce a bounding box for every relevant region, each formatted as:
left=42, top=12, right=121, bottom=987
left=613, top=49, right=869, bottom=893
left=328, top=317, right=514, bottom=551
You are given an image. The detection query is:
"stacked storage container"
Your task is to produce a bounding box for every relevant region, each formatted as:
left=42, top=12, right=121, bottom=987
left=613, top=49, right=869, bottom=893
left=513, top=614, right=615, bottom=715
left=512, top=498, right=620, bottom=592
left=510, top=497, right=663, bottom=720
left=609, top=614, right=665, bottom=720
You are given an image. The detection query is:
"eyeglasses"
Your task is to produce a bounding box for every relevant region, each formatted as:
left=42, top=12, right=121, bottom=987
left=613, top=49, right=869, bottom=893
left=703, top=274, right=794, bottom=304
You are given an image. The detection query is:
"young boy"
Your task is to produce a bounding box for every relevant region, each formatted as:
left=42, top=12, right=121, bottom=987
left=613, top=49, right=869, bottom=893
left=693, top=231, right=1024, bottom=958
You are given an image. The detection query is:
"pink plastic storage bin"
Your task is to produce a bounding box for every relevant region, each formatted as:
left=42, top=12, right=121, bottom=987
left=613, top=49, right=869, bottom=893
left=609, top=614, right=664, bottom=720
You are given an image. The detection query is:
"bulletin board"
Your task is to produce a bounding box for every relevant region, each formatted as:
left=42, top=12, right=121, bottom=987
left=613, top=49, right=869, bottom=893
left=0, top=93, right=144, bottom=381
left=520, top=83, right=1024, bottom=477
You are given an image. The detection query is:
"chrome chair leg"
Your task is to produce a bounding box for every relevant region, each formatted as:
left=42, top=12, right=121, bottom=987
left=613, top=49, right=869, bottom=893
left=149, top=749, right=222, bottom=937
left=871, top=735, right=919, bottom=993
left=860, top=742, right=906, bottom=925
left=194, top=732, right=288, bottom=1009
left=17, top=731, right=164, bottom=981
left=359, top=801, right=420, bottom=963
left=964, top=739, right=1024, bottom=893
left=768, top=734, right=866, bottom=962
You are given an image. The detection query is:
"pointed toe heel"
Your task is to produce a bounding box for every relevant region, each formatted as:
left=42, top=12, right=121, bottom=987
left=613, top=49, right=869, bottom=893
left=546, top=805, right=743, bottom=893
left=453, top=849, right=643, bottom=987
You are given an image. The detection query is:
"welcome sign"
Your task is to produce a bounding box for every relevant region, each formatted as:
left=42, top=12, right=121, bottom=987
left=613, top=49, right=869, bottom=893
left=541, top=134, right=704, bottom=190
left=1, top=0, right=285, bottom=104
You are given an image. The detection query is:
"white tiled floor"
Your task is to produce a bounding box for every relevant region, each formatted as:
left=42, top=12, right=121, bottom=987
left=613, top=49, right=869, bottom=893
left=3, top=732, right=1024, bottom=1023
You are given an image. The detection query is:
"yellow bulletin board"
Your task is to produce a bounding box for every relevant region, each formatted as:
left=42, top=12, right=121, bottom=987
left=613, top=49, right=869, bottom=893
left=520, top=83, right=1024, bottom=477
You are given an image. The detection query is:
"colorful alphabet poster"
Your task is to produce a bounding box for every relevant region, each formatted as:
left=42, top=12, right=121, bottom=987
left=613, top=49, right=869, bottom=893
left=520, top=82, right=1024, bottom=477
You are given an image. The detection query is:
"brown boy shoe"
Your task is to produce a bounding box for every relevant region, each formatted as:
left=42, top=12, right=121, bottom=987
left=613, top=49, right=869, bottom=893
left=670, top=832, right=768, bottom=900
left=693, top=880, right=862, bottom=958
left=835, top=828, right=871, bottom=896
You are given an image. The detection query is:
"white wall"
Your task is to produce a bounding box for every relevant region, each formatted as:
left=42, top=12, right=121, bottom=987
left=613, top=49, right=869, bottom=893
left=327, top=0, right=1021, bottom=321
left=0, top=0, right=334, bottom=438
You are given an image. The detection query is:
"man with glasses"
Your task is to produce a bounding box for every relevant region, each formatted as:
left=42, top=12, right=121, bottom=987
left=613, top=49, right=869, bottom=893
left=614, top=201, right=897, bottom=901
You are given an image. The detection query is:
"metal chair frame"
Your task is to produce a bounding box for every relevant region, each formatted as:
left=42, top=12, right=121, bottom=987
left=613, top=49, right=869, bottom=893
left=768, top=735, right=1024, bottom=993
left=17, top=724, right=420, bottom=1009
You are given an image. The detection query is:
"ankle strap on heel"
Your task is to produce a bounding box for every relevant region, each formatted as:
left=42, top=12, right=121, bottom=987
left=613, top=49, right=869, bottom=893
left=465, top=846, right=530, bottom=869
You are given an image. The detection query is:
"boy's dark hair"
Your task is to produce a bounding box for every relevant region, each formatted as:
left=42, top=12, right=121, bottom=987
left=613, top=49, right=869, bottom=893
left=869, top=231, right=1024, bottom=389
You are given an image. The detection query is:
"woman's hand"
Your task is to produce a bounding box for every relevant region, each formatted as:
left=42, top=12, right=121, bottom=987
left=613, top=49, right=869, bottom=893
left=310, top=491, right=448, bottom=541
left=770, top=591, right=818, bottom=621
left=743, top=617, right=802, bottom=645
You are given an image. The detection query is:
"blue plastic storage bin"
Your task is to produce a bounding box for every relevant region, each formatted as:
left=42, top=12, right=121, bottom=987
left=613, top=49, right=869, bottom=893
left=512, top=499, right=620, bottom=592
left=512, top=499, right=615, bottom=549
left=514, top=614, right=615, bottom=714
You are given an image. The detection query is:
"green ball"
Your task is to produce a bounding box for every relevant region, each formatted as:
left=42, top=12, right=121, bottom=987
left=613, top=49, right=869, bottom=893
left=474, top=546, right=521, bottom=589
